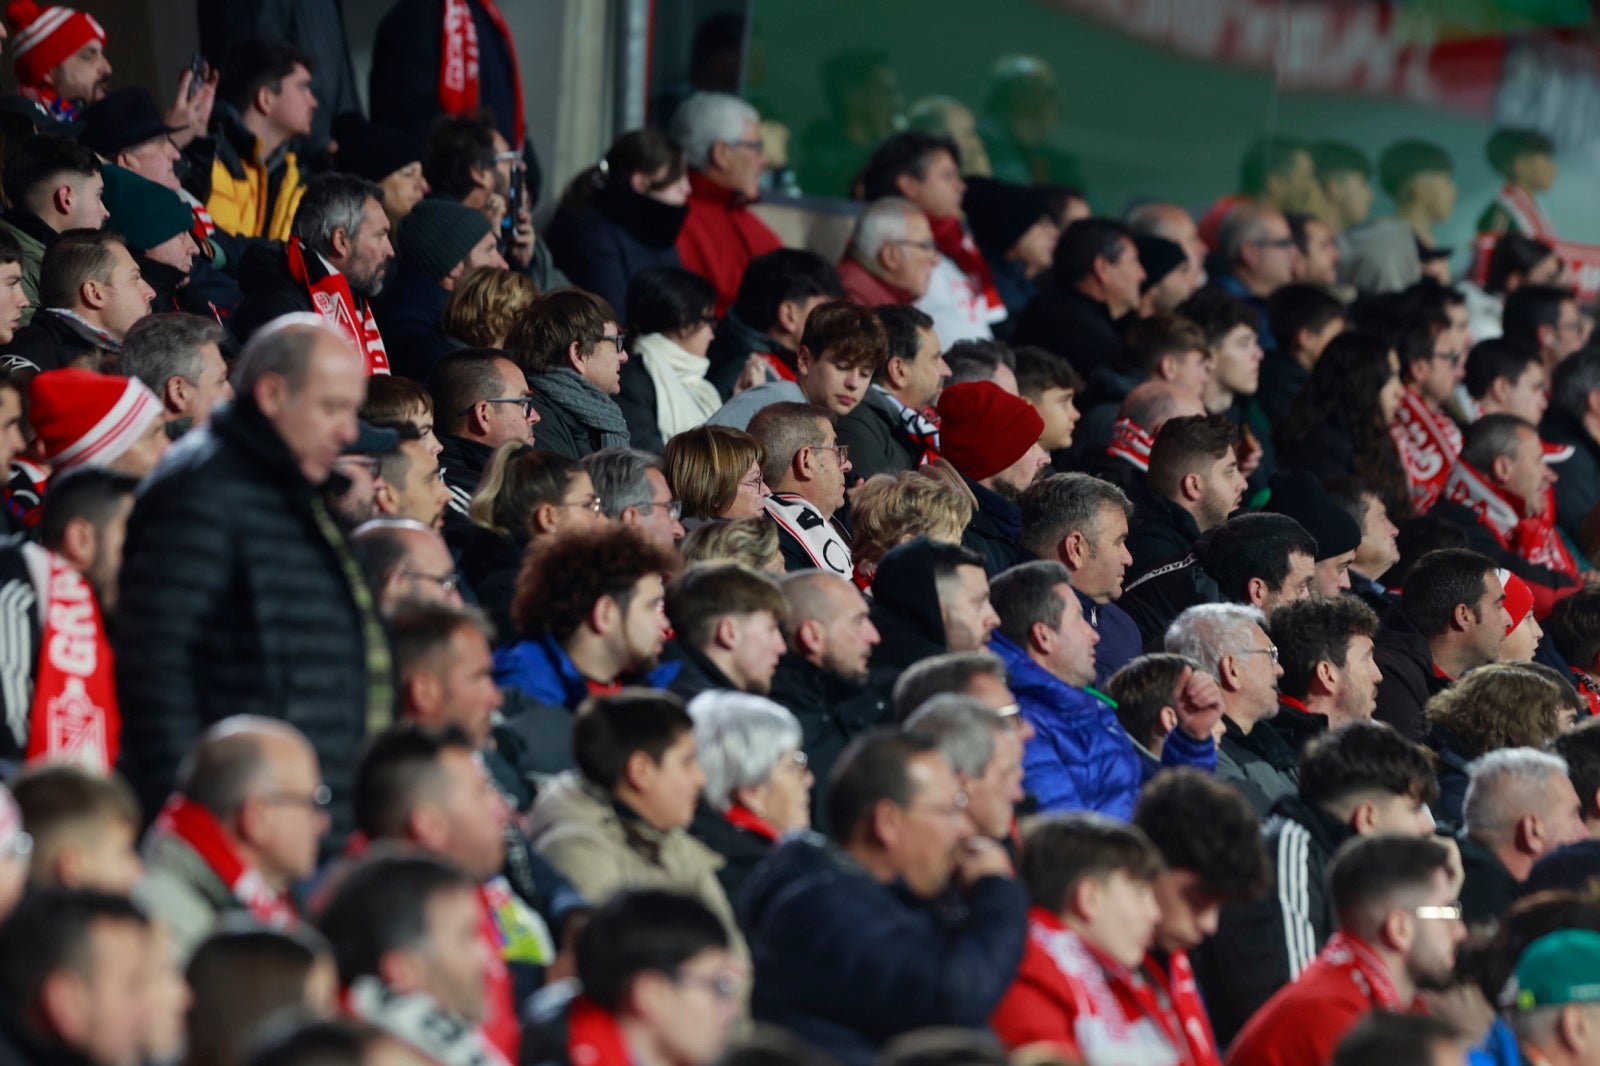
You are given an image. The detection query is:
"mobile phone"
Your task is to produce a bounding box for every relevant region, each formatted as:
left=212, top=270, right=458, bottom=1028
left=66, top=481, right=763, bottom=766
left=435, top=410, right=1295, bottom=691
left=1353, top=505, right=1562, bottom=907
left=503, top=162, right=524, bottom=233
left=187, top=52, right=205, bottom=101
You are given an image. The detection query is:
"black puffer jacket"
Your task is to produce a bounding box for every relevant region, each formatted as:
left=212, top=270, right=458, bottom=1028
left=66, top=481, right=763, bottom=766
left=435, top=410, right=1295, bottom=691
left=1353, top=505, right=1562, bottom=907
left=768, top=653, right=890, bottom=831
left=114, top=399, right=389, bottom=842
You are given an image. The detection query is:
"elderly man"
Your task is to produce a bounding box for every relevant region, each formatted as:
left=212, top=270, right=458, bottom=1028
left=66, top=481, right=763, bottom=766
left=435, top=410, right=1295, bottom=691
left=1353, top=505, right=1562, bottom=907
left=583, top=447, right=686, bottom=551
left=1459, top=748, right=1590, bottom=925
left=353, top=518, right=464, bottom=615
left=838, top=198, right=939, bottom=308
left=670, top=92, right=782, bottom=315
left=1211, top=202, right=1297, bottom=353
left=114, top=316, right=388, bottom=844
left=119, top=313, right=233, bottom=430
left=748, top=403, right=856, bottom=577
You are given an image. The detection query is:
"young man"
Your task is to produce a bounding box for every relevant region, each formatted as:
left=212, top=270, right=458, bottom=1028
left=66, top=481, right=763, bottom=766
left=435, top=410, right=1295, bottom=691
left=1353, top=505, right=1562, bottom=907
left=868, top=539, right=999, bottom=686
left=1014, top=346, right=1083, bottom=456
left=200, top=39, right=316, bottom=241
left=371, top=424, right=450, bottom=531
left=1465, top=337, right=1548, bottom=424
left=937, top=380, right=1050, bottom=575
left=1258, top=283, right=1345, bottom=427
left=379, top=197, right=505, bottom=381
left=705, top=249, right=844, bottom=399
left=1504, top=284, right=1589, bottom=375
left=835, top=305, right=949, bottom=482
left=1324, top=477, right=1403, bottom=614
left=1177, top=290, right=1268, bottom=471
left=1392, top=309, right=1465, bottom=513
left=1128, top=414, right=1247, bottom=578
left=10, top=765, right=141, bottom=893
left=1270, top=596, right=1384, bottom=754
left=0, top=135, right=108, bottom=323
left=1549, top=590, right=1600, bottom=717
left=1077, top=315, right=1209, bottom=459
left=658, top=564, right=790, bottom=701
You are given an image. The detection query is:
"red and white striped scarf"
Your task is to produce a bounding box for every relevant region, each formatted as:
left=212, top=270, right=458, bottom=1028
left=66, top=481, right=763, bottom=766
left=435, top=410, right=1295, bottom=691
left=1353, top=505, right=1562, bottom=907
left=1107, top=418, right=1154, bottom=472
left=1390, top=387, right=1461, bottom=512
left=152, top=795, right=298, bottom=926
left=1440, top=459, right=1577, bottom=583
left=439, top=0, right=526, bottom=150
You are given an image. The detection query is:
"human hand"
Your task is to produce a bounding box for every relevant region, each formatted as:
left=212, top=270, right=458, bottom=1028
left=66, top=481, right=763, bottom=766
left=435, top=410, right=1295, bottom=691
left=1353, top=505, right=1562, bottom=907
left=1172, top=665, right=1225, bottom=742
left=733, top=353, right=769, bottom=394
left=955, top=836, right=1013, bottom=886
left=165, top=64, right=218, bottom=149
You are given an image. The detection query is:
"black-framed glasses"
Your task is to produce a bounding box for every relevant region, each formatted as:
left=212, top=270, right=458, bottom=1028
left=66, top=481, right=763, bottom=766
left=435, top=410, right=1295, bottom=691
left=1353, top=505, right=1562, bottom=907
left=261, top=784, right=332, bottom=812
left=596, top=334, right=627, bottom=351
left=460, top=397, right=538, bottom=418
left=402, top=568, right=461, bottom=595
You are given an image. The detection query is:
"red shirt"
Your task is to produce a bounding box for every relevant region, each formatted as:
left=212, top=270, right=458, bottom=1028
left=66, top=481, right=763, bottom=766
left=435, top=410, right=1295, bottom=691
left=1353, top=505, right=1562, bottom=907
left=676, top=171, right=781, bottom=316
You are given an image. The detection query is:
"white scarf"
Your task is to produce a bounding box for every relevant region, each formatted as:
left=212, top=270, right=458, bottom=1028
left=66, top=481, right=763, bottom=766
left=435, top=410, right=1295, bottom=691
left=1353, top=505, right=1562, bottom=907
left=634, top=333, right=722, bottom=442
left=345, top=976, right=510, bottom=1066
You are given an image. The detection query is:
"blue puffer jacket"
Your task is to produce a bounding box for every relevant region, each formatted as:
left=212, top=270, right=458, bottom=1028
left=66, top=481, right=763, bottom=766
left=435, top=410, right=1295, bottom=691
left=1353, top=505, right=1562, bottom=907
left=989, top=632, right=1216, bottom=819
left=494, top=634, right=590, bottom=709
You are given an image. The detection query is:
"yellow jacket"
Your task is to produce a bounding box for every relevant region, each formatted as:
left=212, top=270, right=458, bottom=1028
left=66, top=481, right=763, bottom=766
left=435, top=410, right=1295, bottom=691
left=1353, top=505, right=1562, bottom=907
left=203, top=110, right=305, bottom=241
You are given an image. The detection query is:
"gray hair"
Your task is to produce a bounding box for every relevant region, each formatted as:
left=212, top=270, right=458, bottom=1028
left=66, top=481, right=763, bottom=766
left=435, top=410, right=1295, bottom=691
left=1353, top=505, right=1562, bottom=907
left=1018, top=473, right=1133, bottom=560
left=903, top=695, right=1004, bottom=778
left=669, top=92, right=760, bottom=170
left=583, top=447, right=661, bottom=520
left=850, top=197, right=921, bottom=261
left=1216, top=201, right=1277, bottom=269
left=748, top=402, right=832, bottom=485
left=1163, top=603, right=1268, bottom=679
left=1552, top=349, right=1600, bottom=424
left=292, top=172, right=383, bottom=259
left=1463, top=747, right=1570, bottom=844
left=234, top=313, right=350, bottom=396
left=1125, top=201, right=1187, bottom=241
left=1461, top=413, right=1536, bottom=473
left=688, top=691, right=803, bottom=810
left=119, top=312, right=226, bottom=397
left=989, top=560, right=1074, bottom=647
left=893, top=650, right=1008, bottom=721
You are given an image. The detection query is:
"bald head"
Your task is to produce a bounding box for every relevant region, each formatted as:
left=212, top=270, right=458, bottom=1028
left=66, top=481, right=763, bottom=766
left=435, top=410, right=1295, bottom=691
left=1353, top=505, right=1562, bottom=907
left=781, top=571, right=857, bottom=638
left=1122, top=380, right=1206, bottom=434
left=355, top=518, right=462, bottom=611
left=179, top=716, right=317, bottom=819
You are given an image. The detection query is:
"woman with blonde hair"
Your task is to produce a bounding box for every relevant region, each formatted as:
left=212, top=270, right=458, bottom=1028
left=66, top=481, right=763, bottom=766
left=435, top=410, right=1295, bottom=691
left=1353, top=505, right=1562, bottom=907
left=849, top=471, right=976, bottom=587
left=663, top=424, right=771, bottom=522
left=442, top=267, right=541, bottom=348
left=680, top=515, right=784, bottom=573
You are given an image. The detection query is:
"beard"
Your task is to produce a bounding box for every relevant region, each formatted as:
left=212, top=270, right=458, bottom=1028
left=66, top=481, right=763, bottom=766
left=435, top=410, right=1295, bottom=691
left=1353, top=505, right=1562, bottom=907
left=347, top=254, right=393, bottom=298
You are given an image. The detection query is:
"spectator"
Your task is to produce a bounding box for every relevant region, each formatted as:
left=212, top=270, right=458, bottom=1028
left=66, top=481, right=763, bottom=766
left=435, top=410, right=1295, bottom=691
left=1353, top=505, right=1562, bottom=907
left=316, top=853, right=502, bottom=1064
left=113, top=317, right=388, bottom=840
left=367, top=424, right=449, bottom=531
left=903, top=695, right=1023, bottom=844
left=1258, top=283, right=1346, bottom=428
left=768, top=571, right=887, bottom=821
left=706, top=249, right=844, bottom=399
left=849, top=471, right=972, bottom=589
left=1180, top=290, right=1270, bottom=493
left=184, top=926, right=339, bottom=1066
left=1106, top=653, right=1201, bottom=767
left=429, top=349, right=538, bottom=528
left=581, top=447, right=683, bottom=551
left=669, top=92, right=782, bottom=315
left=1310, top=140, right=1375, bottom=231
left=1465, top=234, right=1560, bottom=342
left=1134, top=235, right=1197, bottom=318
left=1549, top=589, right=1600, bottom=715
left=135, top=716, right=327, bottom=962
left=892, top=649, right=1020, bottom=723
left=200, top=40, right=315, bottom=241
left=0, top=231, right=32, bottom=350
left=1459, top=748, right=1589, bottom=925
left=747, top=403, right=855, bottom=576
left=1012, top=218, right=1143, bottom=377
left=1506, top=284, right=1588, bottom=376
left=417, top=113, right=547, bottom=282
left=943, top=337, right=1019, bottom=393
left=688, top=692, right=813, bottom=908
left=1019, top=473, right=1141, bottom=685
left=505, top=289, right=630, bottom=459
left=1498, top=570, right=1546, bottom=662
left=10, top=764, right=140, bottom=892
left=838, top=198, right=939, bottom=308
left=1014, top=345, right=1083, bottom=455
left=1388, top=311, right=1465, bottom=512
left=743, top=731, right=1028, bottom=1065
left=869, top=538, right=997, bottom=686
left=1126, top=200, right=1207, bottom=282
left=1466, top=337, right=1547, bottom=424
left=1211, top=202, right=1296, bottom=353
left=1503, top=930, right=1600, bottom=1066
left=1226, top=834, right=1464, bottom=1066
left=1262, top=471, right=1364, bottom=595
left=1193, top=721, right=1437, bottom=1044
left=4, top=230, right=152, bottom=371
left=441, top=267, right=539, bottom=351
left=29, top=369, right=167, bottom=480
left=352, top=519, right=464, bottom=614
left=710, top=300, right=888, bottom=432
left=526, top=889, right=741, bottom=1066
left=680, top=516, right=783, bottom=573
left=4, top=2, right=109, bottom=117
left=120, top=313, right=232, bottom=430
left=1332, top=1014, right=1467, bottom=1066
left=1373, top=548, right=1509, bottom=740
left=614, top=267, right=721, bottom=451
left=1165, top=603, right=1295, bottom=815
left=990, top=560, right=1217, bottom=816
left=1270, top=596, right=1384, bottom=755
left=936, top=380, right=1049, bottom=575
left=0, top=468, right=137, bottom=765
left=1287, top=213, right=1341, bottom=287
left=329, top=114, right=427, bottom=228
left=1275, top=331, right=1408, bottom=508
left=1326, top=477, right=1404, bottom=612
left=0, top=135, right=107, bottom=322
left=662, top=424, right=770, bottom=522
left=963, top=177, right=1058, bottom=326
left=1543, top=348, right=1600, bottom=551
left=833, top=306, right=946, bottom=482
left=0, top=784, right=27, bottom=921
left=378, top=199, right=503, bottom=381
left=0, top=888, right=151, bottom=1066
left=323, top=420, right=399, bottom=528
left=100, top=164, right=201, bottom=315
left=494, top=527, right=676, bottom=767
left=362, top=376, right=442, bottom=453
left=231, top=175, right=394, bottom=376
left=390, top=602, right=500, bottom=750
left=1127, top=414, right=1246, bottom=577
left=1077, top=379, right=1205, bottom=495
left=658, top=564, right=788, bottom=701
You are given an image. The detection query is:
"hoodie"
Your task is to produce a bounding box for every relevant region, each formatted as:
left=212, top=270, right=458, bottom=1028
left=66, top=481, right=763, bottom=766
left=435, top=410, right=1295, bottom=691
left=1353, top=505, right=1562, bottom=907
left=866, top=537, right=950, bottom=693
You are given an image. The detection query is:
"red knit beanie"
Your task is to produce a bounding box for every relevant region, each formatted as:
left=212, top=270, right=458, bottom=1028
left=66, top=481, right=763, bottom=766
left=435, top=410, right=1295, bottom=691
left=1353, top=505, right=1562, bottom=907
left=6, top=2, right=105, bottom=89
left=1496, top=568, right=1535, bottom=635
left=936, top=380, right=1045, bottom=481
left=29, top=369, right=162, bottom=471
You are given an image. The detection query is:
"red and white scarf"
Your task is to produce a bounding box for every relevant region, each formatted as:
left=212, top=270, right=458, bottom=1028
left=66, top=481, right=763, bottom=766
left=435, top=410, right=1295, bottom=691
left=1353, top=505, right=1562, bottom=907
left=25, top=552, right=118, bottom=772
left=1390, top=387, right=1461, bottom=513
left=1493, top=183, right=1558, bottom=241
left=1107, top=418, right=1154, bottom=472
left=1316, top=931, right=1407, bottom=1011
left=287, top=239, right=390, bottom=376
left=932, top=215, right=1007, bottom=323
left=1141, top=950, right=1220, bottom=1066
left=876, top=386, right=941, bottom=465
left=153, top=795, right=298, bottom=926
left=764, top=493, right=853, bottom=578
left=439, top=0, right=526, bottom=150
left=1440, top=459, right=1578, bottom=583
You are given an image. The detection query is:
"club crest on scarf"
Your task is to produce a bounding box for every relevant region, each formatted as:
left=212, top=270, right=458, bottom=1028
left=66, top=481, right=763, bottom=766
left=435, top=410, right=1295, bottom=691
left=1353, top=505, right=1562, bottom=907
left=27, top=555, right=118, bottom=772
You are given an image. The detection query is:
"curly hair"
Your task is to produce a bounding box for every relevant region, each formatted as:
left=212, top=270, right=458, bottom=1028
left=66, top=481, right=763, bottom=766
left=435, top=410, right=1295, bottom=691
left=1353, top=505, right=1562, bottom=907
left=850, top=471, right=975, bottom=571
left=1132, top=768, right=1271, bottom=902
left=1423, top=662, right=1566, bottom=757
left=511, top=526, right=680, bottom=641
left=442, top=268, right=541, bottom=348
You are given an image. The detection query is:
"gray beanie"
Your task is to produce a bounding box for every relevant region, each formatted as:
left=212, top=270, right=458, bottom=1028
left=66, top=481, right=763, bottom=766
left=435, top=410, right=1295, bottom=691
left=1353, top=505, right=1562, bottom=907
left=398, top=199, right=494, bottom=283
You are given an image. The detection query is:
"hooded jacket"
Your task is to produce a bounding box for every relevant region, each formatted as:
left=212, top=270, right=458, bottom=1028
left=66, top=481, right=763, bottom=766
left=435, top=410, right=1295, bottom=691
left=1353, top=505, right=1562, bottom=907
left=705, top=311, right=794, bottom=401
left=373, top=263, right=459, bottom=383
left=743, top=834, right=1028, bottom=1066
left=1011, top=284, right=1126, bottom=378
left=1372, top=607, right=1451, bottom=742
left=866, top=538, right=950, bottom=693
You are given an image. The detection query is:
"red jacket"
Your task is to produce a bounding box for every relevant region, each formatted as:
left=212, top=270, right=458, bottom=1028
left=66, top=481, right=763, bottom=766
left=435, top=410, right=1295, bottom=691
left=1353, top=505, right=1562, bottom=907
left=676, top=171, right=781, bottom=316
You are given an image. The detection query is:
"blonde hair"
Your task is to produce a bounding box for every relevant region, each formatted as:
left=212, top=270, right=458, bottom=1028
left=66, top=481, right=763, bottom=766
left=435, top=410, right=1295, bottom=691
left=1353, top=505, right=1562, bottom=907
left=467, top=442, right=582, bottom=537
left=851, top=471, right=975, bottom=569
left=662, top=425, right=770, bottom=520
left=1423, top=661, right=1566, bottom=756
left=442, top=268, right=541, bottom=348
left=680, top=516, right=782, bottom=572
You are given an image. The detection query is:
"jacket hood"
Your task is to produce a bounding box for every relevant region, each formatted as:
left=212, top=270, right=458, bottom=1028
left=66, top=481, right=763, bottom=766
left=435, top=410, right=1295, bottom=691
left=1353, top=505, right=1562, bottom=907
left=870, top=536, right=948, bottom=645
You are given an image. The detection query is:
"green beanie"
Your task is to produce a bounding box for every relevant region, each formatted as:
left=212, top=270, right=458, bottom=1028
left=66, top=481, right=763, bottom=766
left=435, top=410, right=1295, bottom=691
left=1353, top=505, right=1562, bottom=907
left=398, top=198, right=494, bottom=283
left=100, top=164, right=192, bottom=254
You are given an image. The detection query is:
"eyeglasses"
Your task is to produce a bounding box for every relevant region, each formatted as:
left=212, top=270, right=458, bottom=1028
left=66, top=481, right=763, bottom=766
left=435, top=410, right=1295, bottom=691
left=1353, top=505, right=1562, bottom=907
left=1433, top=350, right=1464, bottom=367
left=726, top=139, right=765, bottom=153
left=1236, top=645, right=1280, bottom=665
left=493, top=150, right=521, bottom=164
left=559, top=495, right=606, bottom=515
left=1412, top=902, right=1464, bottom=921
left=596, top=334, right=627, bottom=351
left=640, top=499, right=684, bottom=521
left=335, top=455, right=382, bottom=479
left=908, top=791, right=970, bottom=823
left=402, top=568, right=461, bottom=595
left=889, top=238, right=939, bottom=253
left=673, top=970, right=747, bottom=1002
left=462, top=397, right=539, bottom=418
left=778, top=750, right=810, bottom=772
left=810, top=443, right=850, bottom=466
left=260, top=784, right=332, bottom=812
left=740, top=471, right=767, bottom=492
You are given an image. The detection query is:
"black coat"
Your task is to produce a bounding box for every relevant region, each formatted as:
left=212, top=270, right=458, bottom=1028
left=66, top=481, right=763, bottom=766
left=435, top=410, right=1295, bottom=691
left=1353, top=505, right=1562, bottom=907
left=1125, top=485, right=1203, bottom=580
left=1255, top=350, right=1311, bottom=430
left=961, top=477, right=1022, bottom=577
left=114, top=399, right=389, bottom=842
left=1372, top=607, right=1452, bottom=742
left=1264, top=699, right=1328, bottom=757
left=1118, top=554, right=1221, bottom=652
left=1458, top=829, right=1521, bottom=926
left=614, top=358, right=665, bottom=454
left=0, top=308, right=110, bottom=371
left=834, top=389, right=920, bottom=483
left=545, top=197, right=682, bottom=315
left=1011, top=285, right=1128, bottom=378
left=767, top=653, right=890, bottom=831
left=1427, top=723, right=1476, bottom=833
left=866, top=540, right=950, bottom=695
left=440, top=434, right=495, bottom=537
left=705, top=313, right=794, bottom=401
left=689, top=800, right=773, bottom=927
left=1542, top=407, right=1600, bottom=549
left=527, top=387, right=611, bottom=461
left=228, top=243, right=314, bottom=344
left=373, top=263, right=458, bottom=383
left=656, top=639, right=741, bottom=703
left=448, top=523, right=526, bottom=646
left=1275, top=415, right=1357, bottom=484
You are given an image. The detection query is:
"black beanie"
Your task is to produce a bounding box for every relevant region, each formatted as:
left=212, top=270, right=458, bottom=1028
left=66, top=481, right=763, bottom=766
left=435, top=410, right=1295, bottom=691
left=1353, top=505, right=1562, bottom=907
left=331, top=113, right=424, bottom=184
left=1135, top=235, right=1186, bottom=293
left=962, top=177, right=1051, bottom=257
left=1264, top=471, right=1362, bottom=561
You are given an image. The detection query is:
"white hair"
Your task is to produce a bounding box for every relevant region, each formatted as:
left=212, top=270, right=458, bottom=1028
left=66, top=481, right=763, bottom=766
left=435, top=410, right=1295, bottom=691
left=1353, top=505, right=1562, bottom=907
left=688, top=691, right=803, bottom=811
left=849, top=197, right=921, bottom=261
left=669, top=92, right=759, bottom=170
left=1463, top=747, right=1570, bottom=843
left=1163, top=603, right=1268, bottom=679
left=904, top=695, right=1003, bottom=778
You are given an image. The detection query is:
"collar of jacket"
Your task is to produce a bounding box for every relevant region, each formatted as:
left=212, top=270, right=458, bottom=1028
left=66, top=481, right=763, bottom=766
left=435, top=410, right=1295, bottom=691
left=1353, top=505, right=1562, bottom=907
left=675, top=639, right=739, bottom=691
left=773, top=651, right=870, bottom=702
left=688, top=168, right=752, bottom=209
left=136, top=252, right=188, bottom=309
left=964, top=474, right=1021, bottom=538
left=439, top=433, right=497, bottom=477
left=210, top=397, right=328, bottom=494
left=211, top=101, right=295, bottom=178
left=1221, top=712, right=1298, bottom=771
left=716, top=310, right=790, bottom=364
left=0, top=208, right=55, bottom=248
left=528, top=633, right=593, bottom=710
left=1269, top=791, right=1357, bottom=853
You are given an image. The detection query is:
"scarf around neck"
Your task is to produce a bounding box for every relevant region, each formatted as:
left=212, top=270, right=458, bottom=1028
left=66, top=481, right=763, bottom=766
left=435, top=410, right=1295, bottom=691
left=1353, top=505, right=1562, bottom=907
left=873, top=385, right=940, bottom=462
left=26, top=549, right=118, bottom=773
left=930, top=215, right=1006, bottom=323
left=1494, top=183, right=1557, bottom=240
left=633, top=333, right=722, bottom=441
left=1391, top=387, right=1461, bottom=512
left=153, top=795, right=297, bottom=926
left=531, top=368, right=631, bottom=449
left=346, top=975, right=511, bottom=1066
left=765, top=493, right=852, bottom=577
left=439, top=0, right=526, bottom=150
left=287, top=240, right=390, bottom=375
left=1440, top=459, right=1577, bottom=582
left=1107, top=417, right=1154, bottom=471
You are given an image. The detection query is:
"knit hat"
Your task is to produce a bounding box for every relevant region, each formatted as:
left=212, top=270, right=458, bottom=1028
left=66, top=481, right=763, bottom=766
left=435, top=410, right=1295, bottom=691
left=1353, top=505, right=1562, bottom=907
left=1135, top=236, right=1186, bottom=292
left=1525, top=839, right=1600, bottom=897
left=331, top=113, right=423, bottom=185
left=961, top=177, right=1051, bottom=257
left=1508, top=929, right=1600, bottom=1011
left=1495, top=568, right=1535, bottom=635
left=101, top=165, right=192, bottom=254
left=1264, top=471, right=1361, bottom=561
left=5, top=2, right=105, bottom=89
left=936, top=380, right=1045, bottom=481
left=29, top=369, right=163, bottom=471
left=398, top=199, right=493, bottom=283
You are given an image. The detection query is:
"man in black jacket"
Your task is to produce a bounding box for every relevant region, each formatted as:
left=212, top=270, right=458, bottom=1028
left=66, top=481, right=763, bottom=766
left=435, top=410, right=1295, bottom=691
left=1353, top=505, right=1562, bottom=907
left=868, top=538, right=998, bottom=695
left=705, top=249, right=844, bottom=399
left=1011, top=217, right=1143, bottom=377
left=658, top=564, right=789, bottom=703
left=1126, top=413, right=1246, bottom=579
left=429, top=348, right=538, bottom=533
left=2, top=230, right=153, bottom=373
left=1543, top=348, right=1600, bottom=549
left=835, top=305, right=949, bottom=482
left=114, top=315, right=392, bottom=843
left=1458, top=747, right=1588, bottom=926
left=936, top=381, right=1049, bottom=575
